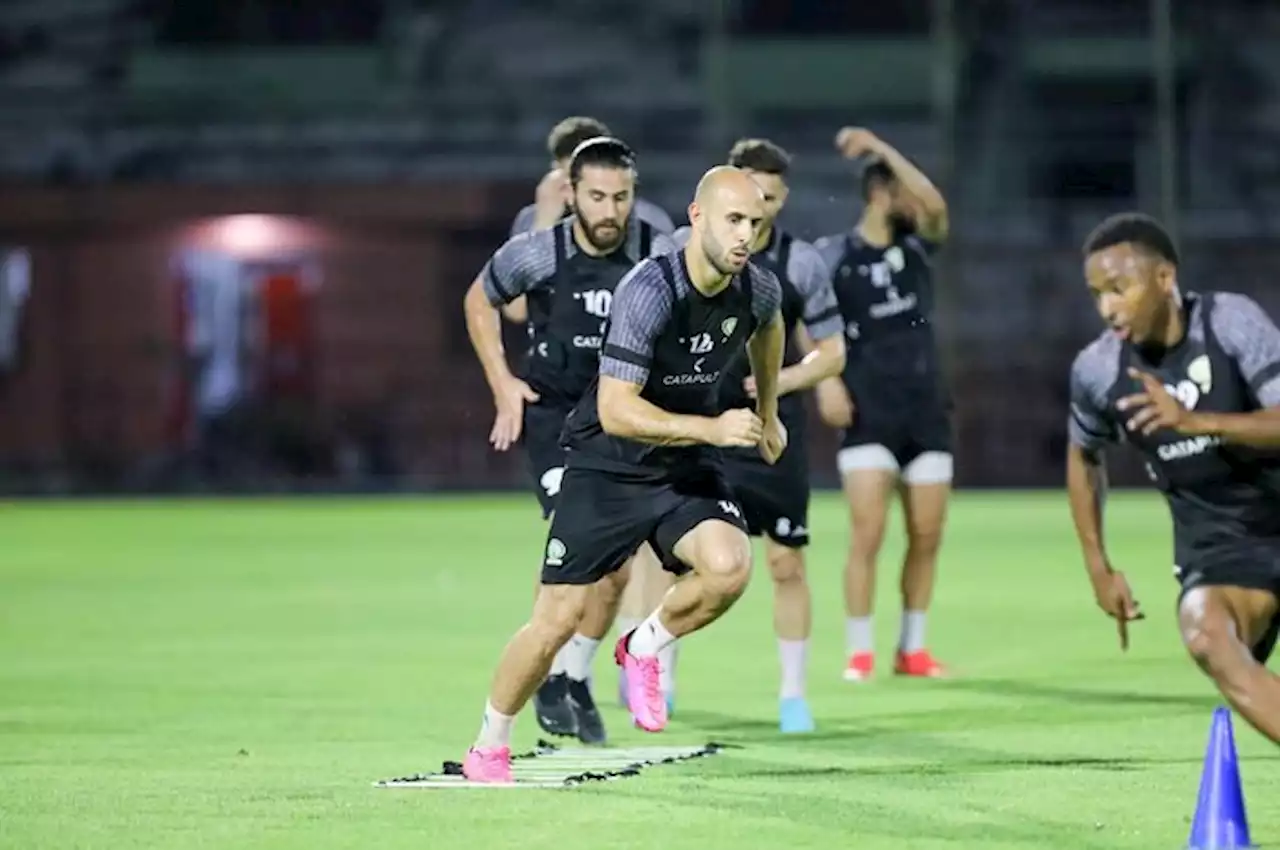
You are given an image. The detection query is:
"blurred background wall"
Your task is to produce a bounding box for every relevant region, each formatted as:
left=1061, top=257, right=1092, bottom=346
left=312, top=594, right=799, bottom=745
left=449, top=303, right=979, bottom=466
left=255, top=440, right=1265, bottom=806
left=1, top=0, right=1279, bottom=495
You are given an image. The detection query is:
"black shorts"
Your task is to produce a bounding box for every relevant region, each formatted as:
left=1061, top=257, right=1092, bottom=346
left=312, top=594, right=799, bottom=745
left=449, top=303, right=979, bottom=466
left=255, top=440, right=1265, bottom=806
left=840, top=385, right=952, bottom=468
left=1175, top=539, right=1280, bottom=663
left=522, top=401, right=572, bottom=518
left=539, top=463, right=750, bottom=586
left=721, top=428, right=810, bottom=549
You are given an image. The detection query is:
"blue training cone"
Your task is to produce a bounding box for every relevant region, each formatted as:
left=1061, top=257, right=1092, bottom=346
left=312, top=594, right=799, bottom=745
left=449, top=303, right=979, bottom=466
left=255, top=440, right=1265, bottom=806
left=1187, top=706, right=1254, bottom=849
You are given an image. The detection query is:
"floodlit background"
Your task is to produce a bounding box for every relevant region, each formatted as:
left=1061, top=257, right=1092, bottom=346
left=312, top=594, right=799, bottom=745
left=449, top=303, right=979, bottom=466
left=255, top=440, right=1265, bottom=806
left=2, top=2, right=1279, bottom=849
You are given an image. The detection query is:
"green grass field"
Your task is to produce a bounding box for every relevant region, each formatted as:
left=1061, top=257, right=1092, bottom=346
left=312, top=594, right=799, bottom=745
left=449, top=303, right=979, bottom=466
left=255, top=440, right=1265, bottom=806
left=2, top=491, right=1276, bottom=849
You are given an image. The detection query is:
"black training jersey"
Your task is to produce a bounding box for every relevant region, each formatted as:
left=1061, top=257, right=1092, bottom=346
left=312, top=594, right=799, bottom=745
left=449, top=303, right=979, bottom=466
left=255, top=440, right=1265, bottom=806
left=1069, top=291, right=1280, bottom=568
left=481, top=215, right=676, bottom=406
left=815, top=228, right=944, bottom=403
left=673, top=226, right=843, bottom=424
left=562, top=249, right=783, bottom=477
left=510, top=197, right=675, bottom=238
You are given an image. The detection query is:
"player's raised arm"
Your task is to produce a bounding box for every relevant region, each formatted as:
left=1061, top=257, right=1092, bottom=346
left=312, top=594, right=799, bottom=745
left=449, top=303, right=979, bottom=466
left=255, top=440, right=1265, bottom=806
left=596, top=263, right=760, bottom=448
left=462, top=230, right=555, bottom=450
left=836, top=127, right=948, bottom=244
left=1065, top=347, right=1143, bottom=646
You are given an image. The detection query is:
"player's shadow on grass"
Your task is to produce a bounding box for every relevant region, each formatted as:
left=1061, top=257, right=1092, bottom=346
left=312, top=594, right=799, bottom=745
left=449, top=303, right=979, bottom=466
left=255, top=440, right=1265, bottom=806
left=939, top=677, right=1220, bottom=710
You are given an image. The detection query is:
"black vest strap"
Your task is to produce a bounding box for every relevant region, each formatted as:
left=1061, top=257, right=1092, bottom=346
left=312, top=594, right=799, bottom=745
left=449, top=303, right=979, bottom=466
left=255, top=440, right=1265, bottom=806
left=638, top=221, right=652, bottom=260
left=551, top=220, right=568, bottom=273
left=776, top=232, right=792, bottom=282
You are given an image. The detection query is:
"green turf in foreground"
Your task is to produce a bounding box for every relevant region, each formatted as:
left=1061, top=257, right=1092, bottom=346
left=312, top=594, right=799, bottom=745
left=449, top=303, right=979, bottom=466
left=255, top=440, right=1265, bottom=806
left=0, top=491, right=1276, bottom=849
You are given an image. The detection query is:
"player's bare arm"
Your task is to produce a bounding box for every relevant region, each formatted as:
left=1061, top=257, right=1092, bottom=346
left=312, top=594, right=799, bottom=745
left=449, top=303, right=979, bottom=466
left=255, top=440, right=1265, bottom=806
left=598, top=375, right=760, bottom=448
left=746, top=310, right=784, bottom=420
left=836, top=127, right=949, bottom=243
left=463, top=278, right=539, bottom=450
left=1066, top=443, right=1144, bottom=649
left=1067, top=343, right=1145, bottom=648
left=464, top=232, right=557, bottom=450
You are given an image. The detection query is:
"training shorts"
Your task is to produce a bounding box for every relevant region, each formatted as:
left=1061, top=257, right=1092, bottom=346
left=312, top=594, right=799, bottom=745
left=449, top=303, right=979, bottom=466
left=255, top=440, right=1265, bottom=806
left=539, top=462, right=749, bottom=586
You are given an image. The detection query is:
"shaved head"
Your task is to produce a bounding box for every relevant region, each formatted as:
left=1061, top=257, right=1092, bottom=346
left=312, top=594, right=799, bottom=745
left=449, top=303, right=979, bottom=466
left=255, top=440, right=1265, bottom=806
left=694, top=165, right=763, bottom=210
left=686, top=166, right=765, bottom=278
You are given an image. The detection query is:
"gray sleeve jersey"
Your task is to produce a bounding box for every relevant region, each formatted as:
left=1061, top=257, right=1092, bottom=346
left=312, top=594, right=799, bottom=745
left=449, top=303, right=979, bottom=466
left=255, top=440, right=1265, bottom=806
left=599, top=260, right=673, bottom=386
left=671, top=225, right=691, bottom=248
left=635, top=198, right=677, bottom=234
left=750, top=265, right=784, bottom=325
left=1211, top=292, right=1280, bottom=407
left=508, top=204, right=538, bottom=238
left=509, top=196, right=675, bottom=238
left=788, top=238, right=844, bottom=341
left=648, top=230, right=680, bottom=257
left=811, top=233, right=848, bottom=277
left=479, top=228, right=558, bottom=306
left=1067, top=333, right=1122, bottom=455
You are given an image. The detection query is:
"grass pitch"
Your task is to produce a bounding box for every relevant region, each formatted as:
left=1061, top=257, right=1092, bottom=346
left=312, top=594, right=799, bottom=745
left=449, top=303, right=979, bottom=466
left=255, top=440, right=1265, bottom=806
left=2, top=491, right=1276, bottom=849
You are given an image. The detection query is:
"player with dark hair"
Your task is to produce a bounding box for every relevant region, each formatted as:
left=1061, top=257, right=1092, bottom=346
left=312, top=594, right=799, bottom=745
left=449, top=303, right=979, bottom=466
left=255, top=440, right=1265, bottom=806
left=674, top=138, right=846, bottom=732
left=462, top=166, right=786, bottom=783
left=814, top=127, right=952, bottom=682
left=463, top=137, right=677, bottom=745
left=1067, top=211, right=1280, bottom=746
left=509, top=116, right=675, bottom=240
left=506, top=119, right=678, bottom=706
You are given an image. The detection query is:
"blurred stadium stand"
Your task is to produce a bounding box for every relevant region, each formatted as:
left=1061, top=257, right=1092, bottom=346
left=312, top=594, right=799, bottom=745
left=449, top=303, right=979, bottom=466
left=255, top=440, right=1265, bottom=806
left=1, top=0, right=1280, bottom=495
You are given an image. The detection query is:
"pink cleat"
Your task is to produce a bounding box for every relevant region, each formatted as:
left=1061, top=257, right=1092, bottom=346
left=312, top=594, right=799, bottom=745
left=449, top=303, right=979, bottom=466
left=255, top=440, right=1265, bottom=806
left=462, top=746, right=513, bottom=783
left=614, top=632, right=668, bottom=732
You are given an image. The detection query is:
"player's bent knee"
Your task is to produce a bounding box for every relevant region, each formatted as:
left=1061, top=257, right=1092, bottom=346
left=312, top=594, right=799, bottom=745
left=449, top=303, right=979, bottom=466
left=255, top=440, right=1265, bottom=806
left=532, top=584, right=591, bottom=645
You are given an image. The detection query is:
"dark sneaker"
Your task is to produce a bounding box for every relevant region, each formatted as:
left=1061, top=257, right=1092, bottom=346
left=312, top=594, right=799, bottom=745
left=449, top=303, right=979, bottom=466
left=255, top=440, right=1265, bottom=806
left=566, top=677, right=607, bottom=745
left=533, top=673, right=577, bottom=738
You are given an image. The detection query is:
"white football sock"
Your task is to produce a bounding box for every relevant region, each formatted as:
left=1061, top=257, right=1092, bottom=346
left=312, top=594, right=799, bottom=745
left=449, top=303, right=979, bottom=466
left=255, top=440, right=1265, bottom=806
left=778, top=639, right=808, bottom=700
left=548, top=643, right=569, bottom=676
left=616, top=616, right=641, bottom=636
left=658, top=641, right=678, bottom=695
left=475, top=700, right=514, bottom=749
left=900, top=610, right=927, bottom=653
left=628, top=611, right=677, bottom=657
left=562, top=634, right=600, bottom=681
left=846, top=616, right=873, bottom=654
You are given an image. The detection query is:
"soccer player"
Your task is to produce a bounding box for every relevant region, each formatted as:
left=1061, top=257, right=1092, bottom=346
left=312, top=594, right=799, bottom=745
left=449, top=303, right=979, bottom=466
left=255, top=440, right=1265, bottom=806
left=1067, top=211, right=1280, bottom=746
left=814, top=126, right=952, bottom=681
left=462, top=166, right=786, bottom=783
left=674, top=139, right=846, bottom=733
left=506, top=116, right=680, bottom=709
left=503, top=116, right=676, bottom=322
left=462, top=137, right=676, bottom=745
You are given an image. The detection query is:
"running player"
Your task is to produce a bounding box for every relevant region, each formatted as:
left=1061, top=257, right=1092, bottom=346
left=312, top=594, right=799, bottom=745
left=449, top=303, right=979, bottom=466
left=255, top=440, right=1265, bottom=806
left=1067, top=211, right=1280, bottom=744
left=503, top=116, right=675, bottom=321
left=506, top=116, right=679, bottom=707
left=674, top=138, right=845, bottom=732
left=814, top=126, right=952, bottom=681
left=462, top=137, right=676, bottom=744
left=462, top=166, right=785, bottom=782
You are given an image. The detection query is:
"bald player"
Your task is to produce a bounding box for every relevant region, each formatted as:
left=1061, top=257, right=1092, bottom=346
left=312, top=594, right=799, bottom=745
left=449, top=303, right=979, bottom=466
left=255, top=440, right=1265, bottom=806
left=462, top=167, right=786, bottom=782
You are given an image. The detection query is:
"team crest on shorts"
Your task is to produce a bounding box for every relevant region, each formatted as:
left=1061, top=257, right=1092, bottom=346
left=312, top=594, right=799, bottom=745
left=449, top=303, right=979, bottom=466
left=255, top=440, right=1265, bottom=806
left=545, top=538, right=566, bottom=566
